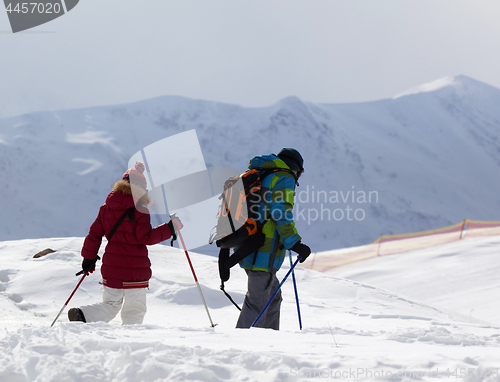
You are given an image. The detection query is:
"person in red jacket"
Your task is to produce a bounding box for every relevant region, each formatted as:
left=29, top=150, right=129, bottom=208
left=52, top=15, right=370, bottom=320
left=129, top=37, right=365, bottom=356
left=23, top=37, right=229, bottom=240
left=68, top=162, right=182, bottom=325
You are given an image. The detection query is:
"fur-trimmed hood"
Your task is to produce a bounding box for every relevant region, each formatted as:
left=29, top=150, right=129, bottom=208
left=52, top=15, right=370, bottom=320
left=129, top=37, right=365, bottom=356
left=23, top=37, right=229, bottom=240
left=106, top=180, right=151, bottom=210
left=112, top=179, right=133, bottom=196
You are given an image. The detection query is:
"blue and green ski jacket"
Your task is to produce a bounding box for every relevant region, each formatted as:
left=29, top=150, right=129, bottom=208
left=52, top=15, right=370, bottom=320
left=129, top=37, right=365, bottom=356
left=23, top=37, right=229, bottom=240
left=240, top=154, right=302, bottom=272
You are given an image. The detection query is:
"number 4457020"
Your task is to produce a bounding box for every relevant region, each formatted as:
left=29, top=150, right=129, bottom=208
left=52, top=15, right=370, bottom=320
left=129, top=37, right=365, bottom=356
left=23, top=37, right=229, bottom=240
left=6, top=2, right=62, bottom=14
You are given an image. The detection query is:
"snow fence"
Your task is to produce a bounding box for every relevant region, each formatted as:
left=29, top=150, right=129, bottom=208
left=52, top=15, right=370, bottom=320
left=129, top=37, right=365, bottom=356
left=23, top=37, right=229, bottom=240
left=301, top=219, right=500, bottom=272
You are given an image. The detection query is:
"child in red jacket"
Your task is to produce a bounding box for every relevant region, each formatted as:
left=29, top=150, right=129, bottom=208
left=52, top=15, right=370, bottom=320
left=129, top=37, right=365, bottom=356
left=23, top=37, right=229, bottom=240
left=69, top=162, right=182, bottom=325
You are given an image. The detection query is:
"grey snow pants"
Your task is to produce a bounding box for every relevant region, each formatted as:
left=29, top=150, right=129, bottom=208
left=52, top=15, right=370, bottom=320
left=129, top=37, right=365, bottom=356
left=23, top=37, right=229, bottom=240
left=236, top=270, right=282, bottom=330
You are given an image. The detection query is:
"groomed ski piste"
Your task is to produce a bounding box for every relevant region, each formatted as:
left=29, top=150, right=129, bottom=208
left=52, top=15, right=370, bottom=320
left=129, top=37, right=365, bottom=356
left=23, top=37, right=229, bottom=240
left=1, top=236, right=499, bottom=381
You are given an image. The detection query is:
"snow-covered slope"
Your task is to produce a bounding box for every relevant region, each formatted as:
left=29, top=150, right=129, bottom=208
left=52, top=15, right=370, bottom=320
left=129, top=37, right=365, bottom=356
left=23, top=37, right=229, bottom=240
left=1, top=75, right=500, bottom=251
left=1, top=236, right=499, bottom=381
left=324, top=235, right=500, bottom=326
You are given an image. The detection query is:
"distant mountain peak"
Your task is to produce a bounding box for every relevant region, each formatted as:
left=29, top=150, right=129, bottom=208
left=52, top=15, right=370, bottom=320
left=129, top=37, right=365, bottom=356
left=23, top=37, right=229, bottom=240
left=277, top=96, right=305, bottom=106
left=392, top=75, right=495, bottom=99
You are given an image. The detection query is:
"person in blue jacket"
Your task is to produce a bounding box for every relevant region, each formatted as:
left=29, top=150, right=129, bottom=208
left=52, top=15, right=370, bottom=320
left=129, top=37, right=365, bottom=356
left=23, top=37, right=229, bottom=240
left=236, top=148, right=311, bottom=330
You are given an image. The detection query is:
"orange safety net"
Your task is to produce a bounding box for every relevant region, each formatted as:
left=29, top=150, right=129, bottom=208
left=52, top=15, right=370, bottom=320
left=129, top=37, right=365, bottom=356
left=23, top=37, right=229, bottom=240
left=301, top=219, right=500, bottom=273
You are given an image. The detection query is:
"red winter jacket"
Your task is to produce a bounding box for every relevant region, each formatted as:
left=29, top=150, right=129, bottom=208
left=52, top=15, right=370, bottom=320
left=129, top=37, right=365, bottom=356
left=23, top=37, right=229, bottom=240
left=81, top=181, right=172, bottom=289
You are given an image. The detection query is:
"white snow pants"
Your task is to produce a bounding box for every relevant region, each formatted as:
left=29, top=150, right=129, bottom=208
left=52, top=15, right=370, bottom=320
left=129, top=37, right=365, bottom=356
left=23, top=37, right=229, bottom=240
left=80, top=286, right=147, bottom=325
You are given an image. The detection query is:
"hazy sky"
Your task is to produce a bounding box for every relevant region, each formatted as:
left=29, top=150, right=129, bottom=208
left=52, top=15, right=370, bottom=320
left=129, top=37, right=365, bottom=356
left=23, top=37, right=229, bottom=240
left=1, top=0, right=500, bottom=117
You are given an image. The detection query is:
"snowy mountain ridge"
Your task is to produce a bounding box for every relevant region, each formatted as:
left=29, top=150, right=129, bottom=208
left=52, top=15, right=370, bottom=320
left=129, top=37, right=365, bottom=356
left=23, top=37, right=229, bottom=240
left=1, top=74, right=500, bottom=251
left=392, top=75, right=493, bottom=99
left=393, top=76, right=458, bottom=98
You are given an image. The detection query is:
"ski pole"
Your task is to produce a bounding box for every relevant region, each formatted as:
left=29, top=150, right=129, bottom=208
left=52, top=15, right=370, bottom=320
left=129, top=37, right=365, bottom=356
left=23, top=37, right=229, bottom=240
left=172, top=218, right=217, bottom=328
left=50, top=272, right=87, bottom=327
left=251, top=256, right=301, bottom=328
left=289, top=250, right=303, bottom=330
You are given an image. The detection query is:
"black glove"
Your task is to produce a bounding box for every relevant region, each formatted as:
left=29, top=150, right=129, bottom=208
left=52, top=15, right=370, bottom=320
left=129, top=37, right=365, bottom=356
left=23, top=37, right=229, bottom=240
left=82, top=255, right=100, bottom=274
left=290, top=242, right=311, bottom=263
left=167, top=220, right=177, bottom=242
left=168, top=214, right=183, bottom=246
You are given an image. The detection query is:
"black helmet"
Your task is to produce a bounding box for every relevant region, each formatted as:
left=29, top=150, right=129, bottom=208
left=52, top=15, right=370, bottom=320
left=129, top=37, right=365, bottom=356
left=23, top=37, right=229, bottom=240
left=277, top=148, right=304, bottom=173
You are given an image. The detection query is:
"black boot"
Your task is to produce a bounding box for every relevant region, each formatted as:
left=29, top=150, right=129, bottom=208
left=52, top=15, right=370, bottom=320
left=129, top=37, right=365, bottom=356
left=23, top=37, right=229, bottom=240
left=68, top=308, right=86, bottom=322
